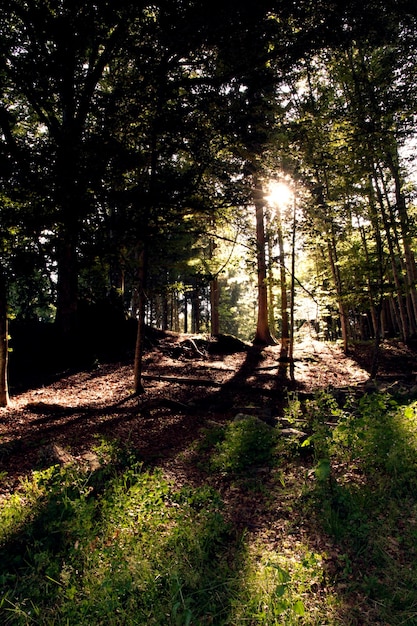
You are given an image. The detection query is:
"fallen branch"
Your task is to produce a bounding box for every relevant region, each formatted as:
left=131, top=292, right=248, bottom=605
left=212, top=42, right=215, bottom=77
left=142, top=374, right=222, bottom=387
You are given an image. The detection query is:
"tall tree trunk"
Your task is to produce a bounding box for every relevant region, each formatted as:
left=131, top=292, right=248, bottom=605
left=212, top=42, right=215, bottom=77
left=0, top=271, right=9, bottom=407
left=387, top=155, right=417, bottom=332
left=183, top=290, right=188, bottom=333
left=267, top=226, right=276, bottom=338
left=210, top=276, right=220, bottom=336
left=327, top=234, right=349, bottom=353
left=134, top=245, right=147, bottom=395
left=276, top=205, right=289, bottom=359
left=289, top=193, right=297, bottom=380
left=372, top=167, right=410, bottom=341
left=54, top=135, right=81, bottom=352
left=209, top=234, right=220, bottom=336
left=253, top=177, right=274, bottom=346
left=55, top=229, right=79, bottom=368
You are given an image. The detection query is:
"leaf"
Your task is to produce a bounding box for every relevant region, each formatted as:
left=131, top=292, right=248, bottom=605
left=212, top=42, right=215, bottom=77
left=315, top=458, right=331, bottom=482
left=293, top=600, right=305, bottom=616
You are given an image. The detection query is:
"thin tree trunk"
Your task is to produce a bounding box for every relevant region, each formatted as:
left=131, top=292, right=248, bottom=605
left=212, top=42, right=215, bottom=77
left=267, top=227, right=276, bottom=338
left=357, top=219, right=378, bottom=336
left=134, top=245, right=147, bottom=395
left=327, top=235, right=349, bottom=353
left=276, top=204, right=289, bottom=360
left=388, top=156, right=417, bottom=331
left=210, top=276, right=220, bottom=336
left=371, top=167, right=409, bottom=341
left=289, top=193, right=297, bottom=380
left=183, top=290, right=188, bottom=333
left=172, top=289, right=180, bottom=333
left=253, top=177, right=275, bottom=346
left=0, top=271, right=9, bottom=407
left=55, top=234, right=78, bottom=340
left=191, top=279, right=200, bottom=334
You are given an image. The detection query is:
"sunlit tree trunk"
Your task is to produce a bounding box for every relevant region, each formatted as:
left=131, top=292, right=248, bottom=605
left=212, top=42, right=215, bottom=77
left=253, top=177, right=275, bottom=346
left=276, top=204, right=289, bottom=359
left=289, top=193, right=297, bottom=380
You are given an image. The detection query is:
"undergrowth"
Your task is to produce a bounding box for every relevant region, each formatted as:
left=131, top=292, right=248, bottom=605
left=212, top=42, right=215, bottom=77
left=2, top=390, right=417, bottom=624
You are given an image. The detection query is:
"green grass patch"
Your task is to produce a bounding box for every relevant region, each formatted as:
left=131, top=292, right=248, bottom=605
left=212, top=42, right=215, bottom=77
left=205, top=415, right=279, bottom=475
left=3, top=391, right=417, bottom=624
left=0, top=455, right=235, bottom=625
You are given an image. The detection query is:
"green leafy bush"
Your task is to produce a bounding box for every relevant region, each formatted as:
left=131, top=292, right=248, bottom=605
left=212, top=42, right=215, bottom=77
left=210, top=415, right=278, bottom=474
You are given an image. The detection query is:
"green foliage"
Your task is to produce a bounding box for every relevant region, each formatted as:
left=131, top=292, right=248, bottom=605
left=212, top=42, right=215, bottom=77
left=0, top=456, right=235, bottom=625
left=231, top=550, right=309, bottom=624
left=299, top=389, right=417, bottom=623
left=209, top=416, right=279, bottom=474
left=5, top=391, right=417, bottom=624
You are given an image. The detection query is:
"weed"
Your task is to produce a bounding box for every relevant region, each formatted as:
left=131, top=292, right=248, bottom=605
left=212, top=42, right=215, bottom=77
left=209, top=415, right=279, bottom=475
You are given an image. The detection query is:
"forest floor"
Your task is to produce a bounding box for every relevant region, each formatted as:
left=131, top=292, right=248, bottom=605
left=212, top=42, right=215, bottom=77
left=1, top=331, right=417, bottom=624
left=1, top=330, right=416, bottom=496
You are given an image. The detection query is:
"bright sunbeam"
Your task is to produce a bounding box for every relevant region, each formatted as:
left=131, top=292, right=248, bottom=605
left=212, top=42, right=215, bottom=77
left=266, top=181, right=293, bottom=207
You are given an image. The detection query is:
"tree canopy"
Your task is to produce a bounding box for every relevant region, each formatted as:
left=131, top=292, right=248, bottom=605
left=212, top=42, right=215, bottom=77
left=1, top=0, right=416, bottom=401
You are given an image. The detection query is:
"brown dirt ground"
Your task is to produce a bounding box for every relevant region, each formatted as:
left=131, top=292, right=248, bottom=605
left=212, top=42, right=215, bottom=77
left=1, top=331, right=415, bottom=495
left=1, top=332, right=416, bottom=623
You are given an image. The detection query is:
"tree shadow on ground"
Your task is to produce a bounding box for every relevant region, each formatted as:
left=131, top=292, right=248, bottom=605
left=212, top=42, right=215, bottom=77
left=290, top=389, right=417, bottom=625
left=3, top=337, right=417, bottom=623
left=0, top=447, right=249, bottom=625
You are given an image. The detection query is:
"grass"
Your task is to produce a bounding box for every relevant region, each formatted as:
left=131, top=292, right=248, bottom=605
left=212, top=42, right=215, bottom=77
left=2, top=391, right=417, bottom=624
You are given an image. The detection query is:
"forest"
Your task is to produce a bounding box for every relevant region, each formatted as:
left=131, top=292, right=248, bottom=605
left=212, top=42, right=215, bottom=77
left=1, top=0, right=417, bottom=624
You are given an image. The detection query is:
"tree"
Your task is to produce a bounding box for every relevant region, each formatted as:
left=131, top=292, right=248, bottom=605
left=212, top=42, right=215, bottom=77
left=1, top=1, right=138, bottom=345
left=253, top=177, right=276, bottom=345
left=0, top=268, right=9, bottom=407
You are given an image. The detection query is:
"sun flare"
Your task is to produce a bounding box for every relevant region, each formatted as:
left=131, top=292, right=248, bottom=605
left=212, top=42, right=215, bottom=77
left=266, top=181, right=293, bottom=207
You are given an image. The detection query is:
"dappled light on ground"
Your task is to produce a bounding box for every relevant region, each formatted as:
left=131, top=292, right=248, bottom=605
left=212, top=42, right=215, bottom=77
left=1, top=333, right=417, bottom=624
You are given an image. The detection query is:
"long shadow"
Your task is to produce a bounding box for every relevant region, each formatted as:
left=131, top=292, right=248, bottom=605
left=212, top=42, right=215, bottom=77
left=5, top=340, right=411, bottom=622
left=349, top=340, right=417, bottom=381
left=0, top=346, right=286, bottom=624
left=4, top=348, right=416, bottom=622
left=0, top=442, right=248, bottom=625
left=288, top=389, right=417, bottom=625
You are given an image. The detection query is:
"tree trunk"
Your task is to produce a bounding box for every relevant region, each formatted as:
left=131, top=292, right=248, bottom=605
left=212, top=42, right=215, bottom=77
left=289, top=193, right=297, bottom=380
left=326, top=232, right=349, bottom=352
left=388, top=156, right=417, bottom=331
left=172, top=289, right=180, bottom=333
left=267, top=227, right=276, bottom=338
left=54, top=232, right=78, bottom=359
left=191, top=279, right=201, bottom=334
left=372, top=167, right=410, bottom=341
left=276, top=204, right=289, bottom=359
left=253, top=178, right=275, bottom=346
left=183, top=290, right=188, bottom=333
left=134, top=246, right=147, bottom=395
left=0, top=271, right=9, bottom=407
left=210, top=276, right=220, bottom=336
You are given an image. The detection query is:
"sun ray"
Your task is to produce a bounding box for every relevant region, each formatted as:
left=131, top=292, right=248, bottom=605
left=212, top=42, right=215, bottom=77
left=266, top=181, right=293, bottom=207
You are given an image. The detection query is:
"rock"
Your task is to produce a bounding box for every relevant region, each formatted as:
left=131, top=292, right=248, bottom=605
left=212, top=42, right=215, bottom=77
left=280, top=427, right=308, bottom=439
